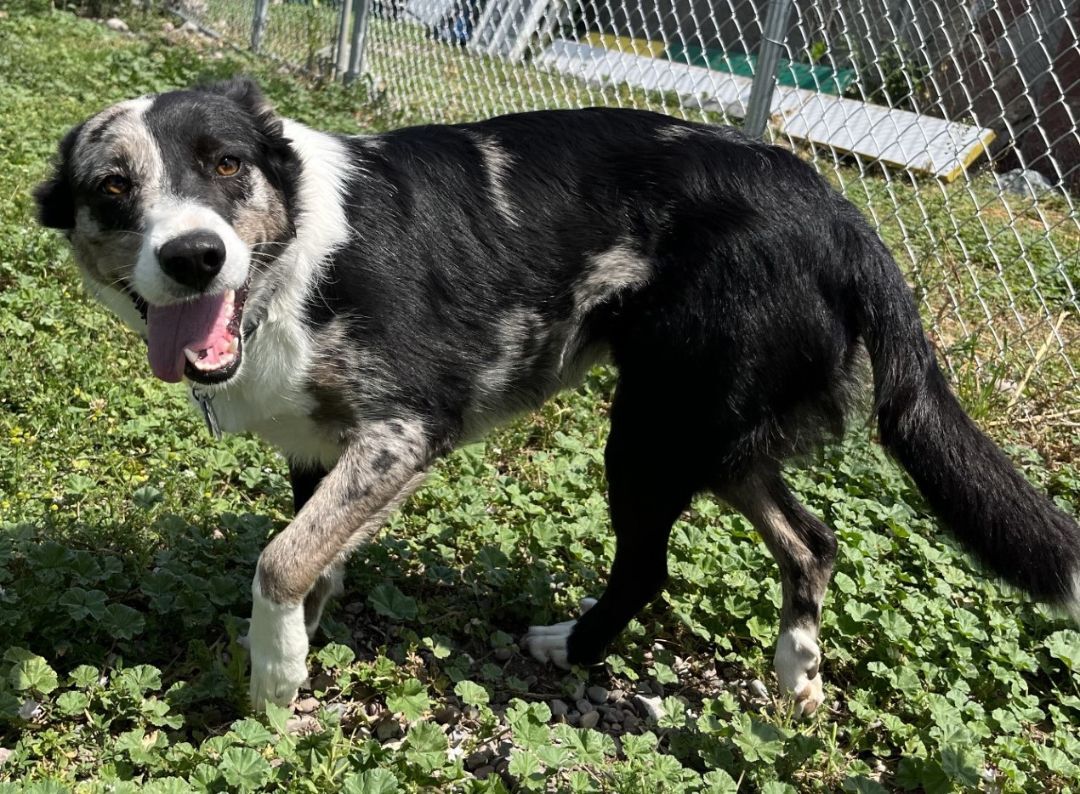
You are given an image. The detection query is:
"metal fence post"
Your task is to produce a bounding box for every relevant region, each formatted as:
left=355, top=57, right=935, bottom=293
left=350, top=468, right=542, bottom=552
left=743, top=0, right=795, bottom=139
left=344, top=0, right=371, bottom=85
left=334, top=0, right=354, bottom=79
left=251, top=0, right=270, bottom=54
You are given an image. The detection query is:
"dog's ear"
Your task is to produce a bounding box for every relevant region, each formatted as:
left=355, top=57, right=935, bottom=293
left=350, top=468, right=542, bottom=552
left=34, top=122, right=84, bottom=230
left=198, top=76, right=275, bottom=117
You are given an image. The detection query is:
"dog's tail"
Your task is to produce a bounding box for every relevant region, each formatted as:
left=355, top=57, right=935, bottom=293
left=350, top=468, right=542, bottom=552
left=847, top=219, right=1080, bottom=619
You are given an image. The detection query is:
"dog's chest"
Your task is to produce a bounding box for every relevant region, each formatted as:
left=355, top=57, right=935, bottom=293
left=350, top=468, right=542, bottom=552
left=194, top=320, right=344, bottom=469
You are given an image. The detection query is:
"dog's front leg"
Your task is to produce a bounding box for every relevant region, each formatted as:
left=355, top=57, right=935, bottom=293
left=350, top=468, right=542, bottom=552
left=248, top=420, right=431, bottom=709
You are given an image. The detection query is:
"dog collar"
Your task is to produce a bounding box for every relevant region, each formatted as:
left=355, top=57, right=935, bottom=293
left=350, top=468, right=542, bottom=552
left=190, top=387, right=222, bottom=439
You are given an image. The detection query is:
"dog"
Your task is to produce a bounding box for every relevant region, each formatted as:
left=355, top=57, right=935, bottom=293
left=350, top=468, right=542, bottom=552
left=35, top=78, right=1080, bottom=714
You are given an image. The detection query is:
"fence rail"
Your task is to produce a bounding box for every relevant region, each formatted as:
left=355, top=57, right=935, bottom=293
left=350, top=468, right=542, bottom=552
left=180, top=0, right=1078, bottom=442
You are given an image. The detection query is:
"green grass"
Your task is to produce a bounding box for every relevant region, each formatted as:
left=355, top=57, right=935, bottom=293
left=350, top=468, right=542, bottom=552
left=1, top=5, right=1079, bottom=792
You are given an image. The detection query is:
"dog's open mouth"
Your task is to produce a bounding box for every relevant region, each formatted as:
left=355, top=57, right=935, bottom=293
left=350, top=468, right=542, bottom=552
left=145, top=286, right=248, bottom=385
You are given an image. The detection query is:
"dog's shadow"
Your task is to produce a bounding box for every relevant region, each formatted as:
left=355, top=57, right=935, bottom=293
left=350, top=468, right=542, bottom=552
left=0, top=504, right=634, bottom=729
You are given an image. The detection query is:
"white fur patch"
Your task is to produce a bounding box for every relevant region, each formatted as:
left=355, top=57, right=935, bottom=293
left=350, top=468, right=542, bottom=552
left=461, top=309, right=547, bottom=439
left=471, top=134, right=516, bottom=225
left=247, top=574, right=309, bottom=709
left=656, top=125, right=696, bottom=142
left=199, top=120, right=356, bottom=464
left=83, top=276, right=146, bottom=334
left=774, top=626, right=825, bottom=718
left=557, top=244, right=651, bottom=373
left=523, top=621, right=574, bottom=668
left=134, top=200, right=250, bottom=305
left=521, top=597, right=597, bottom=669
left=72, top=97, right=157, bottom=184
left=575, top=244, right=652, bottom=315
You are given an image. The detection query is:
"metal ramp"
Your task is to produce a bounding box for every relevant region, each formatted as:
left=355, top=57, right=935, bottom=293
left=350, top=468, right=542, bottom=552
left=536, top=39, right=996, bottom=181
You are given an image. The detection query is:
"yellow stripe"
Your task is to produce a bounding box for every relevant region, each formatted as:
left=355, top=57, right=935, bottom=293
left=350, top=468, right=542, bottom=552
left=942, top=129, right=996, bottom=183
left=582, top=33, right=666, bottom=58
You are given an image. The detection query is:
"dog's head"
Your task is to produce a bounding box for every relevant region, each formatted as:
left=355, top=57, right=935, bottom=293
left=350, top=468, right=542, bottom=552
left=35, top=77, right=299, bottom=385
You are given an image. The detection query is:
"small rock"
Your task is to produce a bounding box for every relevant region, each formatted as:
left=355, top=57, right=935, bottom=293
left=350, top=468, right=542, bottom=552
left=472, top=765, right=495, bottom=779
left=633, top=694, right=665, bottom=724
left=0, top=748, right=12, bottom=766
left=180, top=20, right=199, bottom=33
left=161, top=21, right=175, bottom=32
left=569, top=681, right=585, bottom=701
left=602, top=709, right=619, bottom=724
left=344, top=601, right=364, bottom=614
left=749, top=679, right=769, bottom=699
left=17, top=700, right=41, bottom=721
left=996, top=168, right=1054, bottom=198
left=623, top=713, right=641, bottom=732
left=311, top=672, right=334, bottom=692
left=586, top=685, right=609, bottom=704
left=177, top=0, right=208, bottom=14
left=295, top=697, right=320, bottom=713
left=365, top=702, right=381, bottom=717
left=435, top=705, right=461, bottom=725
left=285, top=715, right=320, bottom=734
left=494, top=758, right=510, bottom=775
left=105, top=17, right=129, bottom=32
left=609, top=688, right=625, bottom=703
left=375, top=717, right=401, bottom=741
left=549, top=698, right=569, bottom=718
left=575, top=698, right=595, bottom=714
left=465, top=748, right=493, bottom=770
left=578, top=710, right=600, bottom=730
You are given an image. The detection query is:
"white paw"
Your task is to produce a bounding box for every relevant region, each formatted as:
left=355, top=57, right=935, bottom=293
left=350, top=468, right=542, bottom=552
left=521, top=597, right=597, bottom=669
left=774, top=626, right=825, bottom=719
left=248, top=577, right=309, bottom=710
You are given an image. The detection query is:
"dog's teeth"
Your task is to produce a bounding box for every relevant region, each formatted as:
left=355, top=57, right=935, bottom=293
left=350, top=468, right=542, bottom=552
left=228, top=338, right=239, bottom=354
left=184, top=348, right=201, bottom=366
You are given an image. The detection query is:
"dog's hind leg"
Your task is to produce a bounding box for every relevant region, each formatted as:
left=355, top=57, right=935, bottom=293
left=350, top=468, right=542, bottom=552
left=722, top=466, right=837, bottom=718
left=523, top=392, right=699, bottom=668
left=248, top=421, right=431, bottom=709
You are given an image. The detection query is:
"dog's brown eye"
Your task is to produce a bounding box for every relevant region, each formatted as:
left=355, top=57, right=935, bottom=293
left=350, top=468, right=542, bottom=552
left=100, top=174, right=130, bottom=196
left=216, top=156, right=241, bottom=177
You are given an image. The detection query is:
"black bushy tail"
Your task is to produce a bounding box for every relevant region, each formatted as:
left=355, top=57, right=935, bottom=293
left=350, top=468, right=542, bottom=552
left=849, top=225, right=1080, bottom=615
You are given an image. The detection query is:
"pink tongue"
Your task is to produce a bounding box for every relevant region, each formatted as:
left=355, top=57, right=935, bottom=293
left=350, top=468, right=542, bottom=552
left=146, top=293, right=228, bottom=383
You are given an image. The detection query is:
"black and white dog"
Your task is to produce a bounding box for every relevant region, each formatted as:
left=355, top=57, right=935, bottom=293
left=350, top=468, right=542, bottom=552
left=36, top=78, right=1080, bottom=714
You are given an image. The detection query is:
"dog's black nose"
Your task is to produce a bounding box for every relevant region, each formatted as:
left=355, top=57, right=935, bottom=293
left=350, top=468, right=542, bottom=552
left=158, top=231, right=226, bottom=292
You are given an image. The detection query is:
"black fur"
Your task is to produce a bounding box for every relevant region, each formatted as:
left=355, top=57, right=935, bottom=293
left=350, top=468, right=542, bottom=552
left=298, top=108, right=1079, bottom=640
left=34, top=122, right=84, bottom=230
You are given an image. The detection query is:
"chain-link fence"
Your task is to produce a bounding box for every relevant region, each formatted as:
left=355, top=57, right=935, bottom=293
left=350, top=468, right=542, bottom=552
left=179, top=0, right=1077, bottom=446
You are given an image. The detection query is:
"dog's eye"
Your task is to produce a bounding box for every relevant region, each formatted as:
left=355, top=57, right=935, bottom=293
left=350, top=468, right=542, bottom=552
left=216, top=156, right=242, bottom=177
left=100, top=174, right=130, bottom=196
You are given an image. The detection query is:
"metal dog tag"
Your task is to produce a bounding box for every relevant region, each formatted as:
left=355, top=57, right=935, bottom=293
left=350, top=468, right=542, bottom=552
left=192, top=389, right=222, bottom=440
